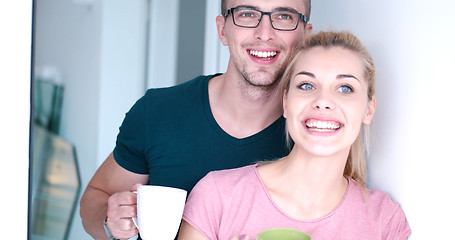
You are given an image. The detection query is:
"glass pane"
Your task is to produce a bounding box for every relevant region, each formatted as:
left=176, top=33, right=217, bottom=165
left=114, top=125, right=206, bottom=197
left=30, top=125, right=81, bottom=239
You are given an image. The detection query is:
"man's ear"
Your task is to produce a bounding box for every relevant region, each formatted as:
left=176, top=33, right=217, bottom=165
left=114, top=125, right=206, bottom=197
left=216, top=15, right=228, bottom=46
left=305, top=23, right=313, bottom=35
left=363, top=96, right=376, bottom=125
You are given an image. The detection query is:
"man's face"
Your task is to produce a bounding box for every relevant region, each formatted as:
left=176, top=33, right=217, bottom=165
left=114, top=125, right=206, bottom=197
left=217, top=0, right=312, bottom=88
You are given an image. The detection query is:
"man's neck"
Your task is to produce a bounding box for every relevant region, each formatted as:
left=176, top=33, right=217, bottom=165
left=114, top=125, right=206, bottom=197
left=208, top=74, right=283, bottom=139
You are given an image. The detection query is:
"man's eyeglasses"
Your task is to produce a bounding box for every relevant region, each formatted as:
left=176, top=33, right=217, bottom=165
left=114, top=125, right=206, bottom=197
left=223, top=7, right=308, bottom=31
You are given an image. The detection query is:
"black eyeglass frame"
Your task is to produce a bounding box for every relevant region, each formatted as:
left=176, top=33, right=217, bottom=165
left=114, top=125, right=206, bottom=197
left=223, top=7, right=308, bottom=31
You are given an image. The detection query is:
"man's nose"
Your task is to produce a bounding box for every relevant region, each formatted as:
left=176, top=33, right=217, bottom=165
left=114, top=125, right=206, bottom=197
left=254, top=15, right=276, bottom=41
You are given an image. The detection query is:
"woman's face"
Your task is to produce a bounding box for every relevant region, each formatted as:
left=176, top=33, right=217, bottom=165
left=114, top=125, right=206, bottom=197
left=283, top=46, right=376, bottom=157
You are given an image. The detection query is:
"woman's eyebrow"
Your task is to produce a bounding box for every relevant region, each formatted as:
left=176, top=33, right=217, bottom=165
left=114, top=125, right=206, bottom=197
left=295, top=71, right=315, bottom=78
left=337, top=74, right=360, bottom=82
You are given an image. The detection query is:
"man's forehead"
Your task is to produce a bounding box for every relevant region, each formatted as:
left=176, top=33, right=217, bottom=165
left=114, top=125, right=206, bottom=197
left=226, top=0, right=306, bottom=12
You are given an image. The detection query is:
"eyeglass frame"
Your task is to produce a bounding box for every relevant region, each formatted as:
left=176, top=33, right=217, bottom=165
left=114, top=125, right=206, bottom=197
left=223, top=7, right=308, bottom=31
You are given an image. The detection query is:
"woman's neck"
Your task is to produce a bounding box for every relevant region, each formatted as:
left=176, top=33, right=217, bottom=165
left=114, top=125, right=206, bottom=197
left=258, top=151, right=349, bottom=220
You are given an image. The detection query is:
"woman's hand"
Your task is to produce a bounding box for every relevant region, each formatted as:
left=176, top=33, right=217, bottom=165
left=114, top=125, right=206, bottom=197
left=230, top=234, right=251, bottom=240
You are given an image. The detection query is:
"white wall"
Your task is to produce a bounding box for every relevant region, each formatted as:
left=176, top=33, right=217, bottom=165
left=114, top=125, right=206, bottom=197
left=310, top=1, right=455, bottom=239
left=97, top=0, right=148, bottom=166
left=0, top=1, right=32, bottom=238
left=147, top=0, right=180, bottom=88
left=204, top=0, right=229, bottom=75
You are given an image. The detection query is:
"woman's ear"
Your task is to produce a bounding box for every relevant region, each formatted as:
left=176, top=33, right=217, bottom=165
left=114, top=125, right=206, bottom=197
left=363, top=96, right=376, bottom=125
left=216, top=15, right=228, bottom=46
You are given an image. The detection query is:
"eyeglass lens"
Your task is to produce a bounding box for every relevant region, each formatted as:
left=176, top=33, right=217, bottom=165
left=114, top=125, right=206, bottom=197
left=232, top=8, right=300, bottom=30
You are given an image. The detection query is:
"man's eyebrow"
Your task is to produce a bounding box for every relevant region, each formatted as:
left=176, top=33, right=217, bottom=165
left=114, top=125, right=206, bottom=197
left=274, top=7, right=300, bottom=13
left=232, top=5, right=258, bottom=9
left=337, top=74, right=360, bottom=82
left=231, top=5, right=300, bottom=13
left=295, top=71, right=315, bottom=78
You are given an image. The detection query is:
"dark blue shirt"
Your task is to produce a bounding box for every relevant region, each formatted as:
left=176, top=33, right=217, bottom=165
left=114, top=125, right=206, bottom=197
left=114, top=74, right=290, bottom=193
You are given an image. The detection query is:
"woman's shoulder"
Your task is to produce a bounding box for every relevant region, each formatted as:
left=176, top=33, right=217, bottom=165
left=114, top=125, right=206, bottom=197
left=189, top=165, right=260, bottom=202
left=348, top=179, right=404, bottom=217
left=207, top=164, right=258, bottom=185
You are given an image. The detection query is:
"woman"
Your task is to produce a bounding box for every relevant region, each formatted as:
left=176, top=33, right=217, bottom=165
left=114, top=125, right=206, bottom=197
left=178, top=31, right=411, bottom=240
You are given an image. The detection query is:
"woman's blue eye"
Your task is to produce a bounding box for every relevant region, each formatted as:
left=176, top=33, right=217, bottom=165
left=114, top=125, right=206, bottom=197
left=338, top=85, right=353, bottom=93
left=299, top=83, right=314, bottom=90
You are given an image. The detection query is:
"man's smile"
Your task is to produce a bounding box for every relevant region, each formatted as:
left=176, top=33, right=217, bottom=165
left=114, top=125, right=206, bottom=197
left=249, top=50, right=278, bottom=59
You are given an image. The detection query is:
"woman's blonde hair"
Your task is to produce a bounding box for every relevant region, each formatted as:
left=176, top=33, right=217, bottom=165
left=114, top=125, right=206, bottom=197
left=281, top=31, right=376, bottom=188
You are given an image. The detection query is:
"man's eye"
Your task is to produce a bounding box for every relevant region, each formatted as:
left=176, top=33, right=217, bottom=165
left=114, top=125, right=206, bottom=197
left=299, top=83, right=314, bottom=90
left=237, top=11, right=258, bottom=18
left=241, top=12, right=254, bottom=17
left=337, top=85, right=353, bottom=93
left=277, top=13, right=292, bottom=20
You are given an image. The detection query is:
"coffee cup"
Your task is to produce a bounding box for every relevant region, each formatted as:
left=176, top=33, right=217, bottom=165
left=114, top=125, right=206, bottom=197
left=132, top=185, right=187, bottom=240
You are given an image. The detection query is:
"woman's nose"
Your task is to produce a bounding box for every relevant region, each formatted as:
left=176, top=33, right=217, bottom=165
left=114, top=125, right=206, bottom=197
left=312, top=92, right=335, bottom=110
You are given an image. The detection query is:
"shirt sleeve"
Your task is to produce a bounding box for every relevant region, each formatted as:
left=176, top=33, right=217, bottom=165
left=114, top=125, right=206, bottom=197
left=113, top=94, right=149, bottom=174
left=383, top=203, right=412, bottom=240
left=182, top=172, right=223, bottom=240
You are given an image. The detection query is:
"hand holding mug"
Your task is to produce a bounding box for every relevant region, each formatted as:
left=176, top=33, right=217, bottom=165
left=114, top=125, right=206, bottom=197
left=106, top=184, right=142, bottom=239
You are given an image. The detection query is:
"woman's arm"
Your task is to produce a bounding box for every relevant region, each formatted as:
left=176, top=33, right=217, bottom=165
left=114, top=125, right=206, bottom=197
left=178, top=220, right=208, bottom=240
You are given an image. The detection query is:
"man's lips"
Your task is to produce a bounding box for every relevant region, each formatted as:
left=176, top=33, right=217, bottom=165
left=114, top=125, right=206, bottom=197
left=248, top=49, right=279, bottom=61
left=249, top=50, right=278, bottom=58
left=305, top=119, right=342, bottom=133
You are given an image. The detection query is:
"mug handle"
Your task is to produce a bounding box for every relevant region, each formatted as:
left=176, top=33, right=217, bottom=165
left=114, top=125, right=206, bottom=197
left=131, top=190, right=139, bottom=228
left=132, top=217, right=139, bottom=229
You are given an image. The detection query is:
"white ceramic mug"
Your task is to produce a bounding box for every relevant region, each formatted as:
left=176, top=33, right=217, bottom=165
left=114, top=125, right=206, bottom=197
left=132, top=185, right=187, bottom=240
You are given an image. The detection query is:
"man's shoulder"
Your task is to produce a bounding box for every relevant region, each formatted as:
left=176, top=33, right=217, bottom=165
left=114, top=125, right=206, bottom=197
left=136, top=74, right=213, bottom=109
left=145, top=74, right=217, bottom=96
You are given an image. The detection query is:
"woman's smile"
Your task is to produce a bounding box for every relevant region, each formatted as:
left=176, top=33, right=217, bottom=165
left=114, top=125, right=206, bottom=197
left=305, top=119, right=341, bottom=133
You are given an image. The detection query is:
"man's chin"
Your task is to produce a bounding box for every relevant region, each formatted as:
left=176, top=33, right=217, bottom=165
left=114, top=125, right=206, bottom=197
left=244, top=70, right=283, bottom=87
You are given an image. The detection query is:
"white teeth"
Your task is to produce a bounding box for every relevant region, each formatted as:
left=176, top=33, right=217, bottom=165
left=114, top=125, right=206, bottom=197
left=305, top=120, right=340, bottom=132
left=249, top=50, right=277, bottom=58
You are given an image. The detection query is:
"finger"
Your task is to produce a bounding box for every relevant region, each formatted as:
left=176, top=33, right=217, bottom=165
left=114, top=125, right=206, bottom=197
left=109, top=191, right=137, bottom=206
left=108, top=217, right=139, bottom=239
left=111, top=205, right=137, bottom=219
left=239, top=234, right=249, bottom=240
left=230, top=234, right=249, bottom=240
left=130, top=183, right=143, bottom=192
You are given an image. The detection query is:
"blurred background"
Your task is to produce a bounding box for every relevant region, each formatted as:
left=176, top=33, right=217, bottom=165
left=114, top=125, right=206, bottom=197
left=2, top=0, right=455, bottom=239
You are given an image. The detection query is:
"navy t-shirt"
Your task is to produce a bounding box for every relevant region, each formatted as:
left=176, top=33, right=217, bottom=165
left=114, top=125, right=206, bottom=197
left=113, top=74, right=290, bottom=193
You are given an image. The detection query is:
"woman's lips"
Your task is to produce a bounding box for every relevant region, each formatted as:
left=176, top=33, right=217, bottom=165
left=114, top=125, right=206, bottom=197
left=305, top=119, right=341, bottom=133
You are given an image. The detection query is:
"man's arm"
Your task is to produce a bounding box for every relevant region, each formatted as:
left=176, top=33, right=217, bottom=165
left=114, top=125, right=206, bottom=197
left=80, top=152, right=148, bottom=239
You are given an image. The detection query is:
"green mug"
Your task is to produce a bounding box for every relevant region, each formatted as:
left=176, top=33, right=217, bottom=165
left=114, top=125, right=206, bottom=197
left=256, top=228, right=311, bottom=240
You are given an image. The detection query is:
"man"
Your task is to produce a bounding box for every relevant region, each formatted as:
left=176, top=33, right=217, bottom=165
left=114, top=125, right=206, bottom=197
left=80, top=0, right=312, bottom=239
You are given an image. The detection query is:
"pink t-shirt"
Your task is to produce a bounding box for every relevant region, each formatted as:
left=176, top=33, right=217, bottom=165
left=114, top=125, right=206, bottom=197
left=183, top=165, right=411, bottom=240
